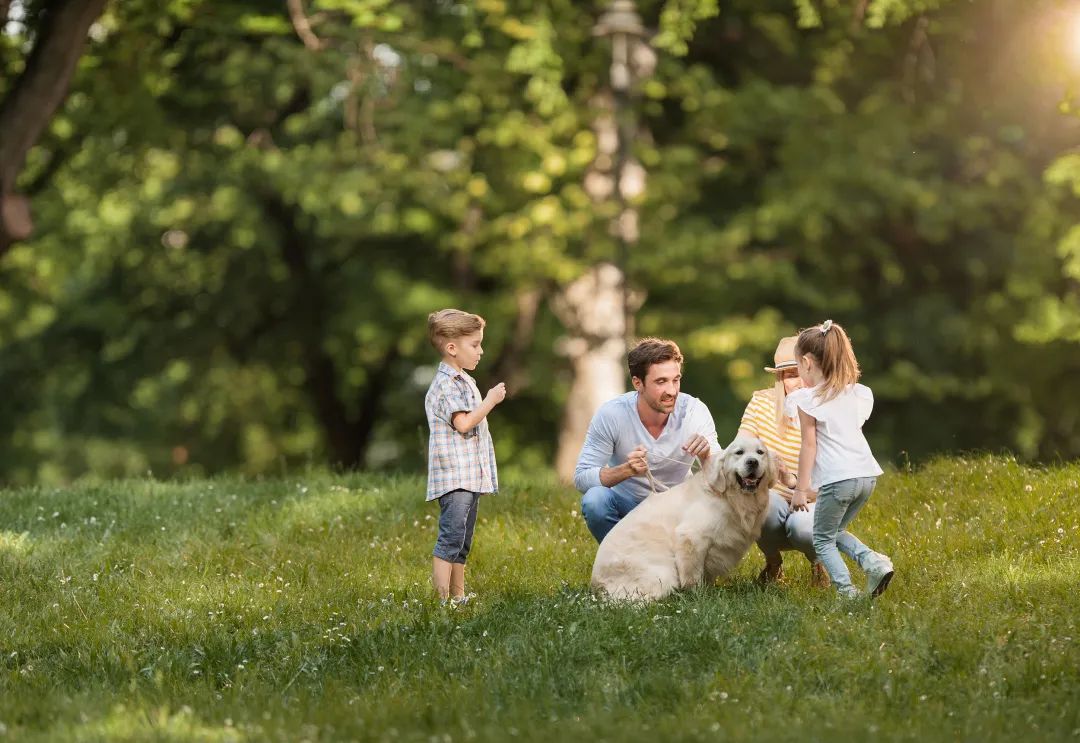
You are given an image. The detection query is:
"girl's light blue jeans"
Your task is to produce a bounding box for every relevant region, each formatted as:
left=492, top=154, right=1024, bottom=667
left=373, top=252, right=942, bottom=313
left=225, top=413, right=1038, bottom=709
left=812, top=477, right=878, bottom=595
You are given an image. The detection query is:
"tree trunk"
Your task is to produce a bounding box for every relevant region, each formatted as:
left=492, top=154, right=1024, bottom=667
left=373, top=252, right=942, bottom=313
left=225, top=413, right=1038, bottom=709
left=488, top=286, right=542, bottom=393
left=551, top=263, right=643, bottom=482
left=266, top=192, right=392, bottom=469
left=0, top=0, right=108, bottom=253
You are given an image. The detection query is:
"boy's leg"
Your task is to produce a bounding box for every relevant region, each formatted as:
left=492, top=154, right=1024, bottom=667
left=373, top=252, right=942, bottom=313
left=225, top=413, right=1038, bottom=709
left=581, top=486, right=640, bottom=543
left=755, top=491, right=790, bottom=583
left=812, top=480, right=859, bottom=596
left=450, top=563, right=465, bottom=599
left=432, top=558, right=453, bottom=600
left=432, top=490, right=472, bottom=599
left=451, top=493, right=480, bottom=599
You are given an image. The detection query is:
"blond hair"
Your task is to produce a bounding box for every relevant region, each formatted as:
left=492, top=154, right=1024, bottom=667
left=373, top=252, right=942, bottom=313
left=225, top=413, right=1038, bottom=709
left=428, top=309, right=485, bottom=355
left=795, top=320, right=860, bottom=403
left=773, top=376, right=790, bottom=434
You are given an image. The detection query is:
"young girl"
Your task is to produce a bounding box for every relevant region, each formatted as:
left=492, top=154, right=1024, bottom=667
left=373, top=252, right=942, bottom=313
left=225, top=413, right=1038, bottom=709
left=785, top=320, right=894, bottom=598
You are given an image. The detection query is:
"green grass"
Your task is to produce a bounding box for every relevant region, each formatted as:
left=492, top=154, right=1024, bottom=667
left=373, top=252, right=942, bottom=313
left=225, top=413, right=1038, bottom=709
left=0, top=456, right=1078, bottom=742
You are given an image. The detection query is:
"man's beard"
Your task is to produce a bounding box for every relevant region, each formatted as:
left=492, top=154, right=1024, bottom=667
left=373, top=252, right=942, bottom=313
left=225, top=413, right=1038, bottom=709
left=646, top=393, right=676, bottom=413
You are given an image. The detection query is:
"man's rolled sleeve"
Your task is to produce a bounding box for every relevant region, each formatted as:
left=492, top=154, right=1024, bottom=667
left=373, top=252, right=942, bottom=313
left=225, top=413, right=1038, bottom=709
left=573, top=413, right=613, bottom=494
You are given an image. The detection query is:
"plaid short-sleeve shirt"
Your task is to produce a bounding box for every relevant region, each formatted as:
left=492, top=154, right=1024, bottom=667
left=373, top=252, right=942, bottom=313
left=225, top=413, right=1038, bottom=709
left=425, top=361, right=499, bottom=501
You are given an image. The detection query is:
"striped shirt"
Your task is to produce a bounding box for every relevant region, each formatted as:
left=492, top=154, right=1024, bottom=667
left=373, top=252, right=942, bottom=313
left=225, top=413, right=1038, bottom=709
left=739, top=388, right=805, bottom=502
left=425, top=361, right=498, bottom=501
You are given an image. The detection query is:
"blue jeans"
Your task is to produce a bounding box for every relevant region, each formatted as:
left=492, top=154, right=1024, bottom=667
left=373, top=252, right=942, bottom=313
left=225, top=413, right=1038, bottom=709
left=757, top=490, right=817, bottom=564
left=812, top=477, right=878, bottom=595
left=581, top=486, right=644, bottom=543
left=433, top=490, right=480, bottom=564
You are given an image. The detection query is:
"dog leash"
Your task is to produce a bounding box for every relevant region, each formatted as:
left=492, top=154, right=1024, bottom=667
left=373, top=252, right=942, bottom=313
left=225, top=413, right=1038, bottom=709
left=643, top=466, right=667, bottom=495
left=640, top=450, right=702, bottom=496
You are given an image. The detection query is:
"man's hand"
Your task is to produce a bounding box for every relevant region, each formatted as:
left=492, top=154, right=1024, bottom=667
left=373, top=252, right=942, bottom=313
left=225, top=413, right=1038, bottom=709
left=598, top=445, right=648, bottom=488
left=625, top=445, right=648, bottom=477
left=485, top=382, right=507, bottom=406
left=681, top=433, right=711, bottom=461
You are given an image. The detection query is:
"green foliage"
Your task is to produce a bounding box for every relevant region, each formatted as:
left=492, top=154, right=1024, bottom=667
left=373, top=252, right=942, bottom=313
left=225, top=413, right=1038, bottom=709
left=864, top=0, right=949, bottom=28
left=653, top=0, right=720, bottom=55
left=1, top=0, right=1079, bottom=481
left=0, top=461, right=1078, bottom=739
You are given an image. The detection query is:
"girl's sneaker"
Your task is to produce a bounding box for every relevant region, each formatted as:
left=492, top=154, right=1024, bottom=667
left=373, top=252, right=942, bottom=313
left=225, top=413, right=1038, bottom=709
left=865, top=556, right=894, bottom=597
left=449, top=592, right=477, bottom=608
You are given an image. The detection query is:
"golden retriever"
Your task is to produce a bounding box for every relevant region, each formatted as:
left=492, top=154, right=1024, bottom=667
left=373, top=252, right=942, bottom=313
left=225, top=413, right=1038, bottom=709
left=590, top=435, right=776, bottom=601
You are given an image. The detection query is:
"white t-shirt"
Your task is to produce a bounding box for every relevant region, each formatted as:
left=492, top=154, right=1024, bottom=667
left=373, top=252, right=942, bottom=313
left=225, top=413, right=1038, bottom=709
left=784, top=383, right=883, bottom=490
left=573, top=391, right=720, bottom=501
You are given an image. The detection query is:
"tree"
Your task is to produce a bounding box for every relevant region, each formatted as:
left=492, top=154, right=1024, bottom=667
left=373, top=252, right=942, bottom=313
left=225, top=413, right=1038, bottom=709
left=0, top=0, right=109, bottom=254
left=1, top=0, right=1079, bottom=484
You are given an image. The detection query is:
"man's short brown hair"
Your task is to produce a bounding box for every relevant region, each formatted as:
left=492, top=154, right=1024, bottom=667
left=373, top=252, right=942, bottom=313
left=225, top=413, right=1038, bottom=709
left=428, top=309, right=486, bottom=355
left=628, top=337, right=683, bottom=382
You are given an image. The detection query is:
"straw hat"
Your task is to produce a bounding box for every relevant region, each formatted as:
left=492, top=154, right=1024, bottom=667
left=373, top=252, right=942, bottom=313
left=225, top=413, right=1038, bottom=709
left=763, top=336, right=798, bottom=373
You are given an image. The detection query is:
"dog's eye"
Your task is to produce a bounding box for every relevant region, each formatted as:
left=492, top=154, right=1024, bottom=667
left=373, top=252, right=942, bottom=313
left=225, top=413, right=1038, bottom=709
left=757, top=449, right=765, bottom=456
left=734, top=449, right=744, bottom=456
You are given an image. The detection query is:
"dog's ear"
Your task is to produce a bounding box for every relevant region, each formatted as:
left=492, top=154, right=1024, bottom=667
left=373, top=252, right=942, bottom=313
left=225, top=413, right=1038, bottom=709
left=723, top=446, right=741, bottom=494
left=704, top=447, right=724, bottom=487
left=705, top=447, right=732, bottom=493
left=764, top=448, right=779, bottom=491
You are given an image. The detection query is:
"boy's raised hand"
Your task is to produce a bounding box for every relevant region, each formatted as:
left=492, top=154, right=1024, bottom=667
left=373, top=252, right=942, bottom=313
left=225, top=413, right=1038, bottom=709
left=485, top=382, right=507, bottom=406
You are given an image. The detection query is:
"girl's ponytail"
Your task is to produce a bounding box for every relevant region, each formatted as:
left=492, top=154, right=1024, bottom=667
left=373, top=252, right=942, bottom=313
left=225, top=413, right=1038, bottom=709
left=796, top=320, right=860, bottom=402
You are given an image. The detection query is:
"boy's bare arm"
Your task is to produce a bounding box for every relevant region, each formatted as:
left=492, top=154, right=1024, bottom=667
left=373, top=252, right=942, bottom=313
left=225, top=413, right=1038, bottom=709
left=451, top=383, right=507, bottom=433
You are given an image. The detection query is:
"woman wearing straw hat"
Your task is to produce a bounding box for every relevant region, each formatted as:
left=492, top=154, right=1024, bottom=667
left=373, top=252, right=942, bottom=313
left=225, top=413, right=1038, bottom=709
left=738, top=336, right=829, bottom=587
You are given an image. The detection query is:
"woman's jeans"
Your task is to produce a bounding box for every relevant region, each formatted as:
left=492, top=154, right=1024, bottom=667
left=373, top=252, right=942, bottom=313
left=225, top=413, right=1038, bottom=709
left=757, top=490, right=817, bottom=564
left=812, top=477, right=878, bottom=594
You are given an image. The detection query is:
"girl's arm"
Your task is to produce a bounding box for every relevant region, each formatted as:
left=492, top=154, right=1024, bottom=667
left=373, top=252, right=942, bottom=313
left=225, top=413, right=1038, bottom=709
left=792, top=408, right=817, bottom=512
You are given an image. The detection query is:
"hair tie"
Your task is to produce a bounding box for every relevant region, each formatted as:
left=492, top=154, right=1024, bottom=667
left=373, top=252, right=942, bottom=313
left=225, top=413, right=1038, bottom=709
left=820, top=319, right=833, bottom=335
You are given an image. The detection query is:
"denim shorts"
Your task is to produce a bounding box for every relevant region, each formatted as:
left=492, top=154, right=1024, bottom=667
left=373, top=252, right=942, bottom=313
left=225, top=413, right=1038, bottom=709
left=432, top=489, right=480, bottom=564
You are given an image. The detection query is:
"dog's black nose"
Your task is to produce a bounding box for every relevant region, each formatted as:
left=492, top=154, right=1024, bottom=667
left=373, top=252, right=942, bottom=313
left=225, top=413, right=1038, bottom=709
left=745, top=457, right=759, bottom=471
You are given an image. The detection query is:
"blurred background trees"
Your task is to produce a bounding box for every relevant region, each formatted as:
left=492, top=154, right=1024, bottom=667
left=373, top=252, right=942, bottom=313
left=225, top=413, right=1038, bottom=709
left=0, top=0, right=1077, bottom=484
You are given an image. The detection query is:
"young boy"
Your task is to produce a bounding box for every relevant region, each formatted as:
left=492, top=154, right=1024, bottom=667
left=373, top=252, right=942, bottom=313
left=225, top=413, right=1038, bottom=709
left=425, top=309, right=506, bottom=605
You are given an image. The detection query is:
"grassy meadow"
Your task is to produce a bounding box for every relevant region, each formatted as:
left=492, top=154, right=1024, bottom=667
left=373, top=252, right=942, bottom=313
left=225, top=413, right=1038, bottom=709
left=0, top=456, right=1077, bottom=742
